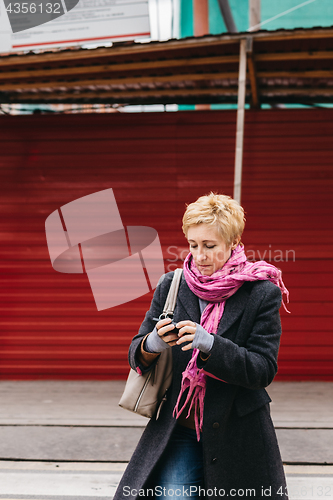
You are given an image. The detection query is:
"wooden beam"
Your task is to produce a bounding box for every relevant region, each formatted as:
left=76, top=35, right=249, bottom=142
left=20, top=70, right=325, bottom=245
left=255, top=50, right=333, bottom=62
left=12, top=86, right=333, bottom=101
left=0, top=36, right=242, bottom=67
left=0, top=55, right=240, bottom=81
left=260, top=87, right=333, bottom=95
left=1, top=49, right=333, bottom=80
left=4, top=85, right=333, bottom=103
left=0, top=72, right=240, bottom=92
left=1, top=70, right=332, bottom=93
left=252, top=27, right=333, bottom=42
left=234, top=38, right=247, bottom=205
left=0, top=59, right=332, bottom=86
left=246, top=37, right=260, bottom=109
left=247, top=55, right=259, bottom=108
left=3, top=87, right=240, bottom=102
left=1, top=69, right=332, bottom=94
left=0, top=28, right=332, bottom=68
left=1, top=48, right=332, bottom=74
left=257, top=70, right=333, bottom=78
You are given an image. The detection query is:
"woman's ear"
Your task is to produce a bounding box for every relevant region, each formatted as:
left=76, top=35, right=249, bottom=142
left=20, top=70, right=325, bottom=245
left=231, top=236, right=241, bottom=250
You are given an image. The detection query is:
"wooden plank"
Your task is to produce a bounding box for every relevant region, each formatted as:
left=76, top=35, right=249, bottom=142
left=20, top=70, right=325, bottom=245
left=3, top=88, right=240, bottom=103
left=0, top=71, right=240, bottom=92
left=1, top=48, right=332, bottom=75
left=260, top=87, right=333, bottom=96
left=257, top=70, right=333, bottom=78
left=1, top=72, right=333, bottom=95
left=246, top=38, right=260, bottom=109
left=0, top=55, right=240, bottom=81
left=0, top=38, right=241, bottom=67
left=0, top=27, right=332, bottom=72
left=252, top=27, right=333, bottom=42
left=256, top=50, right=333, bottom=62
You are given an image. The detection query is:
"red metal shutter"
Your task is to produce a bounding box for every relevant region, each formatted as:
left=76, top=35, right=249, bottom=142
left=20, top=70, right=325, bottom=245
left=0, top=109, right=332, bottom=379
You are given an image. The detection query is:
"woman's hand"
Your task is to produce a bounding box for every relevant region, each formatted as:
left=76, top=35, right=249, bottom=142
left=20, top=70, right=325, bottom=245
left=155, top=317, right=179, bottom=347
left=144, top=318, right=179, bottom=353
left=175, top=320, right=197, bottom=351
left=176, top=321, right=214, bottom=354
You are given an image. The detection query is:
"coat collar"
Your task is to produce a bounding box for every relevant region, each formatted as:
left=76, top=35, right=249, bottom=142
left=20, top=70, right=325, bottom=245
left=177, top=275, right=251, bottom=336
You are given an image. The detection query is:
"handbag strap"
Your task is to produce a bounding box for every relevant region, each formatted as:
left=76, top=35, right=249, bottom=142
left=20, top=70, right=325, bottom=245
left=162, top=268, right=183, bottom=317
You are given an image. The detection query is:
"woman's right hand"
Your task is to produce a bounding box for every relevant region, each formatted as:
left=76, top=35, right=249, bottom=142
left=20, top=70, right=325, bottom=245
left=144, top=318, right=180, bottom=353
left=155, top=317, right=179, bottom=347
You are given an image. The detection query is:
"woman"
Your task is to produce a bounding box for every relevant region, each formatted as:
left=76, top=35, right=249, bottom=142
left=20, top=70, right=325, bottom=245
left=114, top=193, right=289, bottom=500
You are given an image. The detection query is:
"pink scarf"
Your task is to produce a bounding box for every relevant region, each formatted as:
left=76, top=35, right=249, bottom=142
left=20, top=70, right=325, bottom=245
left=173, top=244, right=289, bottom=440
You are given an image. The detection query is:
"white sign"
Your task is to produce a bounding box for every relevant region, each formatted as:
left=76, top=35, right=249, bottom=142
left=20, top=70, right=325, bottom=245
left=0, top=0, right=150, bottom=53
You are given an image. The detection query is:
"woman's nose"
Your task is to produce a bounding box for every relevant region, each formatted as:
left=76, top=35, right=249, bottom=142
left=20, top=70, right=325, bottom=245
left=197, top=248, right=207, bottom=261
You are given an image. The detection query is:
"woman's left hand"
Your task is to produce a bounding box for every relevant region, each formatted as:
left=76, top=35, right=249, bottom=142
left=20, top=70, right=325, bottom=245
left=175, top=321, right=197, bottom=351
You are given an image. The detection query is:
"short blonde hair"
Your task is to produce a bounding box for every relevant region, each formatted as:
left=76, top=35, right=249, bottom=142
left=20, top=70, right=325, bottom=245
left=182, top=192, right=245, bottom=246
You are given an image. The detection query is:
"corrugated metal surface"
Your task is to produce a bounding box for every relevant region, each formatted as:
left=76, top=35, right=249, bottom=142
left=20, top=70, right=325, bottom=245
left=0, top=109, right=332, bottom=380
left=1, top=26, right=333, bottom=106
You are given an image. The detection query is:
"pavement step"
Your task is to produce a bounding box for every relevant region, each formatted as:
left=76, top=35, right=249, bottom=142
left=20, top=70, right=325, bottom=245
left=0, top=426, right=144, bottom=462
left=0, top=381, right=332, bottom=429
left=0, top=463, right=332, bottom=499
left=0, top=426, right=332, bottom=464
left=0, top=462, right=126, bottom=499
left=276, top=429, right=333, bottom=464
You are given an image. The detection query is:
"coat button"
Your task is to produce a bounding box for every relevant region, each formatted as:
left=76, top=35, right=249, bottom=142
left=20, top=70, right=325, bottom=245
left=211, top=457, right=218, bottom=464
left=213, top=422, right=219, bottom=429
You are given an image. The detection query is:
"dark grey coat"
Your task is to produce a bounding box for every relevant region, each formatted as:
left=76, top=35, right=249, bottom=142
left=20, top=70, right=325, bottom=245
left=114, top=272, right=288, bottom=500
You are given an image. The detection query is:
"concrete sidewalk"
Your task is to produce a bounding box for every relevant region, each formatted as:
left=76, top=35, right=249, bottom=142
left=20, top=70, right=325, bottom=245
left=0, top=381, right=332, bottom=464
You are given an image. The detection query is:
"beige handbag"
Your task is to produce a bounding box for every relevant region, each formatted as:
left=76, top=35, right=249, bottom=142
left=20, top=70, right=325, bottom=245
left=119, top=268, right=183, bottom=419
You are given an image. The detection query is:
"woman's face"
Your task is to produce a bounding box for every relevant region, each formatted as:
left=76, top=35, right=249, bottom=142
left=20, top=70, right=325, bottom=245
left=187, top=224, right=235, bottom=276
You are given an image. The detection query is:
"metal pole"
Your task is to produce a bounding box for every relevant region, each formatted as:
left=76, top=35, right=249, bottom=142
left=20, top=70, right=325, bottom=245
left=217, top=0, right=238, bottom=33
left=233, top=38, right=247, bottom=204
left=249, top=0, right=260, bottom=31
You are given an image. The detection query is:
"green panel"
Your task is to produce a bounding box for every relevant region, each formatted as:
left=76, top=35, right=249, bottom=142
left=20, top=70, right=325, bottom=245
left=179, top=0, right=199, bottom=109
left=229, top=0, right=249, bottom=32
left=208, top=0, right=226, bottom=34
left=261, top=0, right=333, bottom=30
left=209, top=0, right=248, bottom=33
left=180, top=0, right=193, bottom=38
left=184, top=0, right=333, bottom=36
left=178, top=105, right=196, bottom=110
left=211, top=104, right=236, bottom=110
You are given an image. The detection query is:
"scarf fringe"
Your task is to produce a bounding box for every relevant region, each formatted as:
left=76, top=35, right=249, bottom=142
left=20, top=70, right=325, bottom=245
left=173, top=350, right=207, bottom=441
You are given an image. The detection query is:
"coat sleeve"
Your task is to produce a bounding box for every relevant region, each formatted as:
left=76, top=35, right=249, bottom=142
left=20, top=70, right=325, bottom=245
left=128, top=272, right=173, bottom=374
left=197, top=282, right=283, bottom=389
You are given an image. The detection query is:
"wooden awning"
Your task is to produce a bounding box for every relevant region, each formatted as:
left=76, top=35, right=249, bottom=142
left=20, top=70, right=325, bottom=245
left=1, top=26, right=333, bottom=106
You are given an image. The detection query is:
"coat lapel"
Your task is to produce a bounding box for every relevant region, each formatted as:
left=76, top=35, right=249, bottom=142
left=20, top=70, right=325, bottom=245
left=176, top=275, right=201, bottom=324
left=217, top=283, right=250, bottom=336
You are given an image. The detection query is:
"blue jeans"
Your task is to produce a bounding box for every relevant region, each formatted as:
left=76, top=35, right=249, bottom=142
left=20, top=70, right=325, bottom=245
left=150, top=424, right=205, bottom=500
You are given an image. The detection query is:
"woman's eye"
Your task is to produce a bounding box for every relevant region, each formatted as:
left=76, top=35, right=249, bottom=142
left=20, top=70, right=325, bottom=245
left=206, top=245, right=215, bottom=249
left=190, top=245, right=197, bottom=249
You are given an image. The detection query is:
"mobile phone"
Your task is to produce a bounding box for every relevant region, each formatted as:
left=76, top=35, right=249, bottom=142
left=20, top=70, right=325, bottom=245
left=152, top=317, right=179, bottom=335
